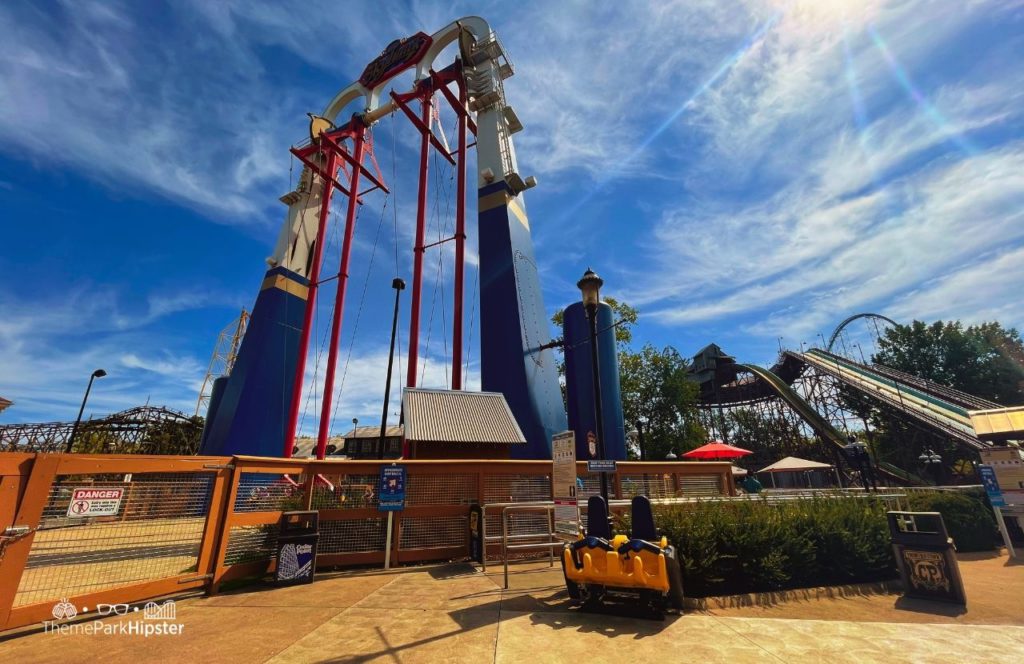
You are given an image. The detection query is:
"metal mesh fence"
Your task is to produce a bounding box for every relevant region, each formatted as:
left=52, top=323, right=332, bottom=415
left=406, top=474, right=476, bottom=506
left=577, top=474, right=602, bottom=499
left=319, top=518, right=387, bottom=554
left=679, top=475, right=722, bottom=496
left=483, top=474, right=550, bottom=541
left=224, top=525, right=277, bottom=565
left=233, top=473, right=305, bottom=512
left=400, top=516, right=467, bottom=550
left=620, top=474, right=676, bottom=499
left=15, top=473, right=214, bottom=607
left=325, top=474, right=380, bottom=510
left=483, top=474, right=550, bottom=503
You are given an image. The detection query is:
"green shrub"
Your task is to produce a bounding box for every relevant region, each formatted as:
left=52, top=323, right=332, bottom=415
left=905, top=490, right=996, bottom=552
left=653, top=496, right=896, bottom=597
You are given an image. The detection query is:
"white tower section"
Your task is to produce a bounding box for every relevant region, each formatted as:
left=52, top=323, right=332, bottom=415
left=266, top=16, right=534, bottom=281
left=267, top=159, right=329, bottom=278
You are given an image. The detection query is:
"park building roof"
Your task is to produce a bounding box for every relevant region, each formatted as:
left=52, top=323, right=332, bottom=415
left=402, top=388, right=526, bottom=445
left=342, top=425, right=405, bottom=439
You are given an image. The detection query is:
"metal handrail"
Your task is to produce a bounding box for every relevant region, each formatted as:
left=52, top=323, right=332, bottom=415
left=501, top=504, right=560, bottom=589
left=480, top=501, right=552, bottom=571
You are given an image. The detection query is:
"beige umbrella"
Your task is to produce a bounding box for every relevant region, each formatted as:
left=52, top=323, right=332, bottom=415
left=757, top=456, right=835, bottom=488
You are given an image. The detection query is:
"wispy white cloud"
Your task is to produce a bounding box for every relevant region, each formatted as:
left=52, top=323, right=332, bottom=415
left=617, top=0, right=1024, bottom=344
left=645, top=144, right=1024, bottom=337
left=886, top=247, right=1024, bottom=329
left=0, top=287, right=238, bottom=421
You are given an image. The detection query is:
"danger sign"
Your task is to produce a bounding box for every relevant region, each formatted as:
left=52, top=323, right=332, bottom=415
left=67, top=488, right=124, bottom=518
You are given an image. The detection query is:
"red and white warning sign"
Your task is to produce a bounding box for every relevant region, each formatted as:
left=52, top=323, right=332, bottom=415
left=67, top=487, right=125, bottom=518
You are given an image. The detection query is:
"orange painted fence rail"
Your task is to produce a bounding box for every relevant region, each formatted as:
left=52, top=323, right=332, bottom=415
left=0, top=453, right=732, bottom=631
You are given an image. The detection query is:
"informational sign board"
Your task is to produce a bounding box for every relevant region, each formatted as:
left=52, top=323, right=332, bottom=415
left=980, top=447, right=1024, bottom=504
left=979, top=465, right=1006, bottom=508
left=587, top=459, right=617, bottom=473
left=552, top=431, right=580, bottom=540
left=67, top=487, right=124, bottom=518
left=378, top=465, right=406, bottom=512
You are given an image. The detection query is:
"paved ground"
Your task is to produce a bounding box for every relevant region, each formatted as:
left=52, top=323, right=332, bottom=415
left=3, top=551, right=1022, bottom=663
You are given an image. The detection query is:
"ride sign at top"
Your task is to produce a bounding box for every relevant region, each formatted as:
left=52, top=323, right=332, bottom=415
left=359, top=33, right=433, bottom=89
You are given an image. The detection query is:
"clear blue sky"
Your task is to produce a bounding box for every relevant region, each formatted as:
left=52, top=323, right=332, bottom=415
left=2, top=1, right=1023, bottom=433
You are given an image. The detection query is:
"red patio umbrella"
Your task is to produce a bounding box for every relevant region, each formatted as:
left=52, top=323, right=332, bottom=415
left=682, top=441, right=753, bottom=460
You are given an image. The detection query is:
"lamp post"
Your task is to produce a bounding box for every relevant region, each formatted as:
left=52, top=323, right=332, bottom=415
left=918, top=448, right=942, bottom=484
left=629, top=419, right=648, bottom=461
left=66, top=369, right=106, bottom=453
left=351, top=418, right=358, bottom=457
left=578, top=268, right=609, bottom=505
left=844, top=435, right=876, bottom=491
left=379, top=278, right=405, bottom=460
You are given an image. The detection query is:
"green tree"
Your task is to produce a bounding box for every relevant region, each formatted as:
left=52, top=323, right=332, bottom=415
left=868, top=320, right=1024, bottom=480
left=873, top=320, right=1024, bottom=404
left=619, top=344, right=705, bottom=460
left=723, top=408, right=816, bottom=470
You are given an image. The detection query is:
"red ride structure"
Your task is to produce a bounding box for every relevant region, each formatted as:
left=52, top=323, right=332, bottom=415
left=202, top=18, right=566, bottom=461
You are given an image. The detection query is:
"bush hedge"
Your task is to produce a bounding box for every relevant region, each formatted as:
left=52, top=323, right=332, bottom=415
left=904, top=490, right=996, bottom=552
left=648, top=497, right=897, bottom=597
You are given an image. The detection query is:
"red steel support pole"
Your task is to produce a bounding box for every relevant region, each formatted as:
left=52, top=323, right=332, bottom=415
left=284, top=150, right=339, bottom=458
left=315, top=131, right=367, bottom=459
left=451, top=80, right=468, bottom=390
left=405, top=92, right=432, bottom=389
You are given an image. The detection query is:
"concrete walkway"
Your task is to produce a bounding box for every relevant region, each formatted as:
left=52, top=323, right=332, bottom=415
left=3, top=553, right=1023, bottom=663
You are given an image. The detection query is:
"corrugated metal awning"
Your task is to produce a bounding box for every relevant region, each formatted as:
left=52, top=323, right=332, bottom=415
left=402, top=388, right=526, bottom=444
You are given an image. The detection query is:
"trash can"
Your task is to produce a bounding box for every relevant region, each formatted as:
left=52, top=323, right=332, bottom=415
left=275, top=510, right=319, bottom=586
left=887, top=511, right=966, bottom=605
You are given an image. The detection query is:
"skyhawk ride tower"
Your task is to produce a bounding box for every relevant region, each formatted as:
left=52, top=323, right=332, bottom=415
left=203, top=17, right=566, bottom=459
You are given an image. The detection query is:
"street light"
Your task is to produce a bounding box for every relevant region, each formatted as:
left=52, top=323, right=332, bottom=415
left=66, top=369, right=106, bottom=453
left=379, top=278, right=405, bottom=460
left=919, top=448, right=942, bottom=484
left=578, top=267, right=609, bottom=505
left=629, top=418, right=648, bottom=461
left=665, top=450, right=678, bottom=461
left=844, top=434, right=877, bottom=491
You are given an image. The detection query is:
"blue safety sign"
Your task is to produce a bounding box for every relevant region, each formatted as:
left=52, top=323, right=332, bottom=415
left=979, top=465, right=1006, bottom=508
left=378, top=465, right=406, bottom=512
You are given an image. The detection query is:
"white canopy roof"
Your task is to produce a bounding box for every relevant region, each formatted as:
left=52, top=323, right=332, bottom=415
left=758, top=456, right=834, bottom=473
left=731, top=465, right=748, bottom=476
